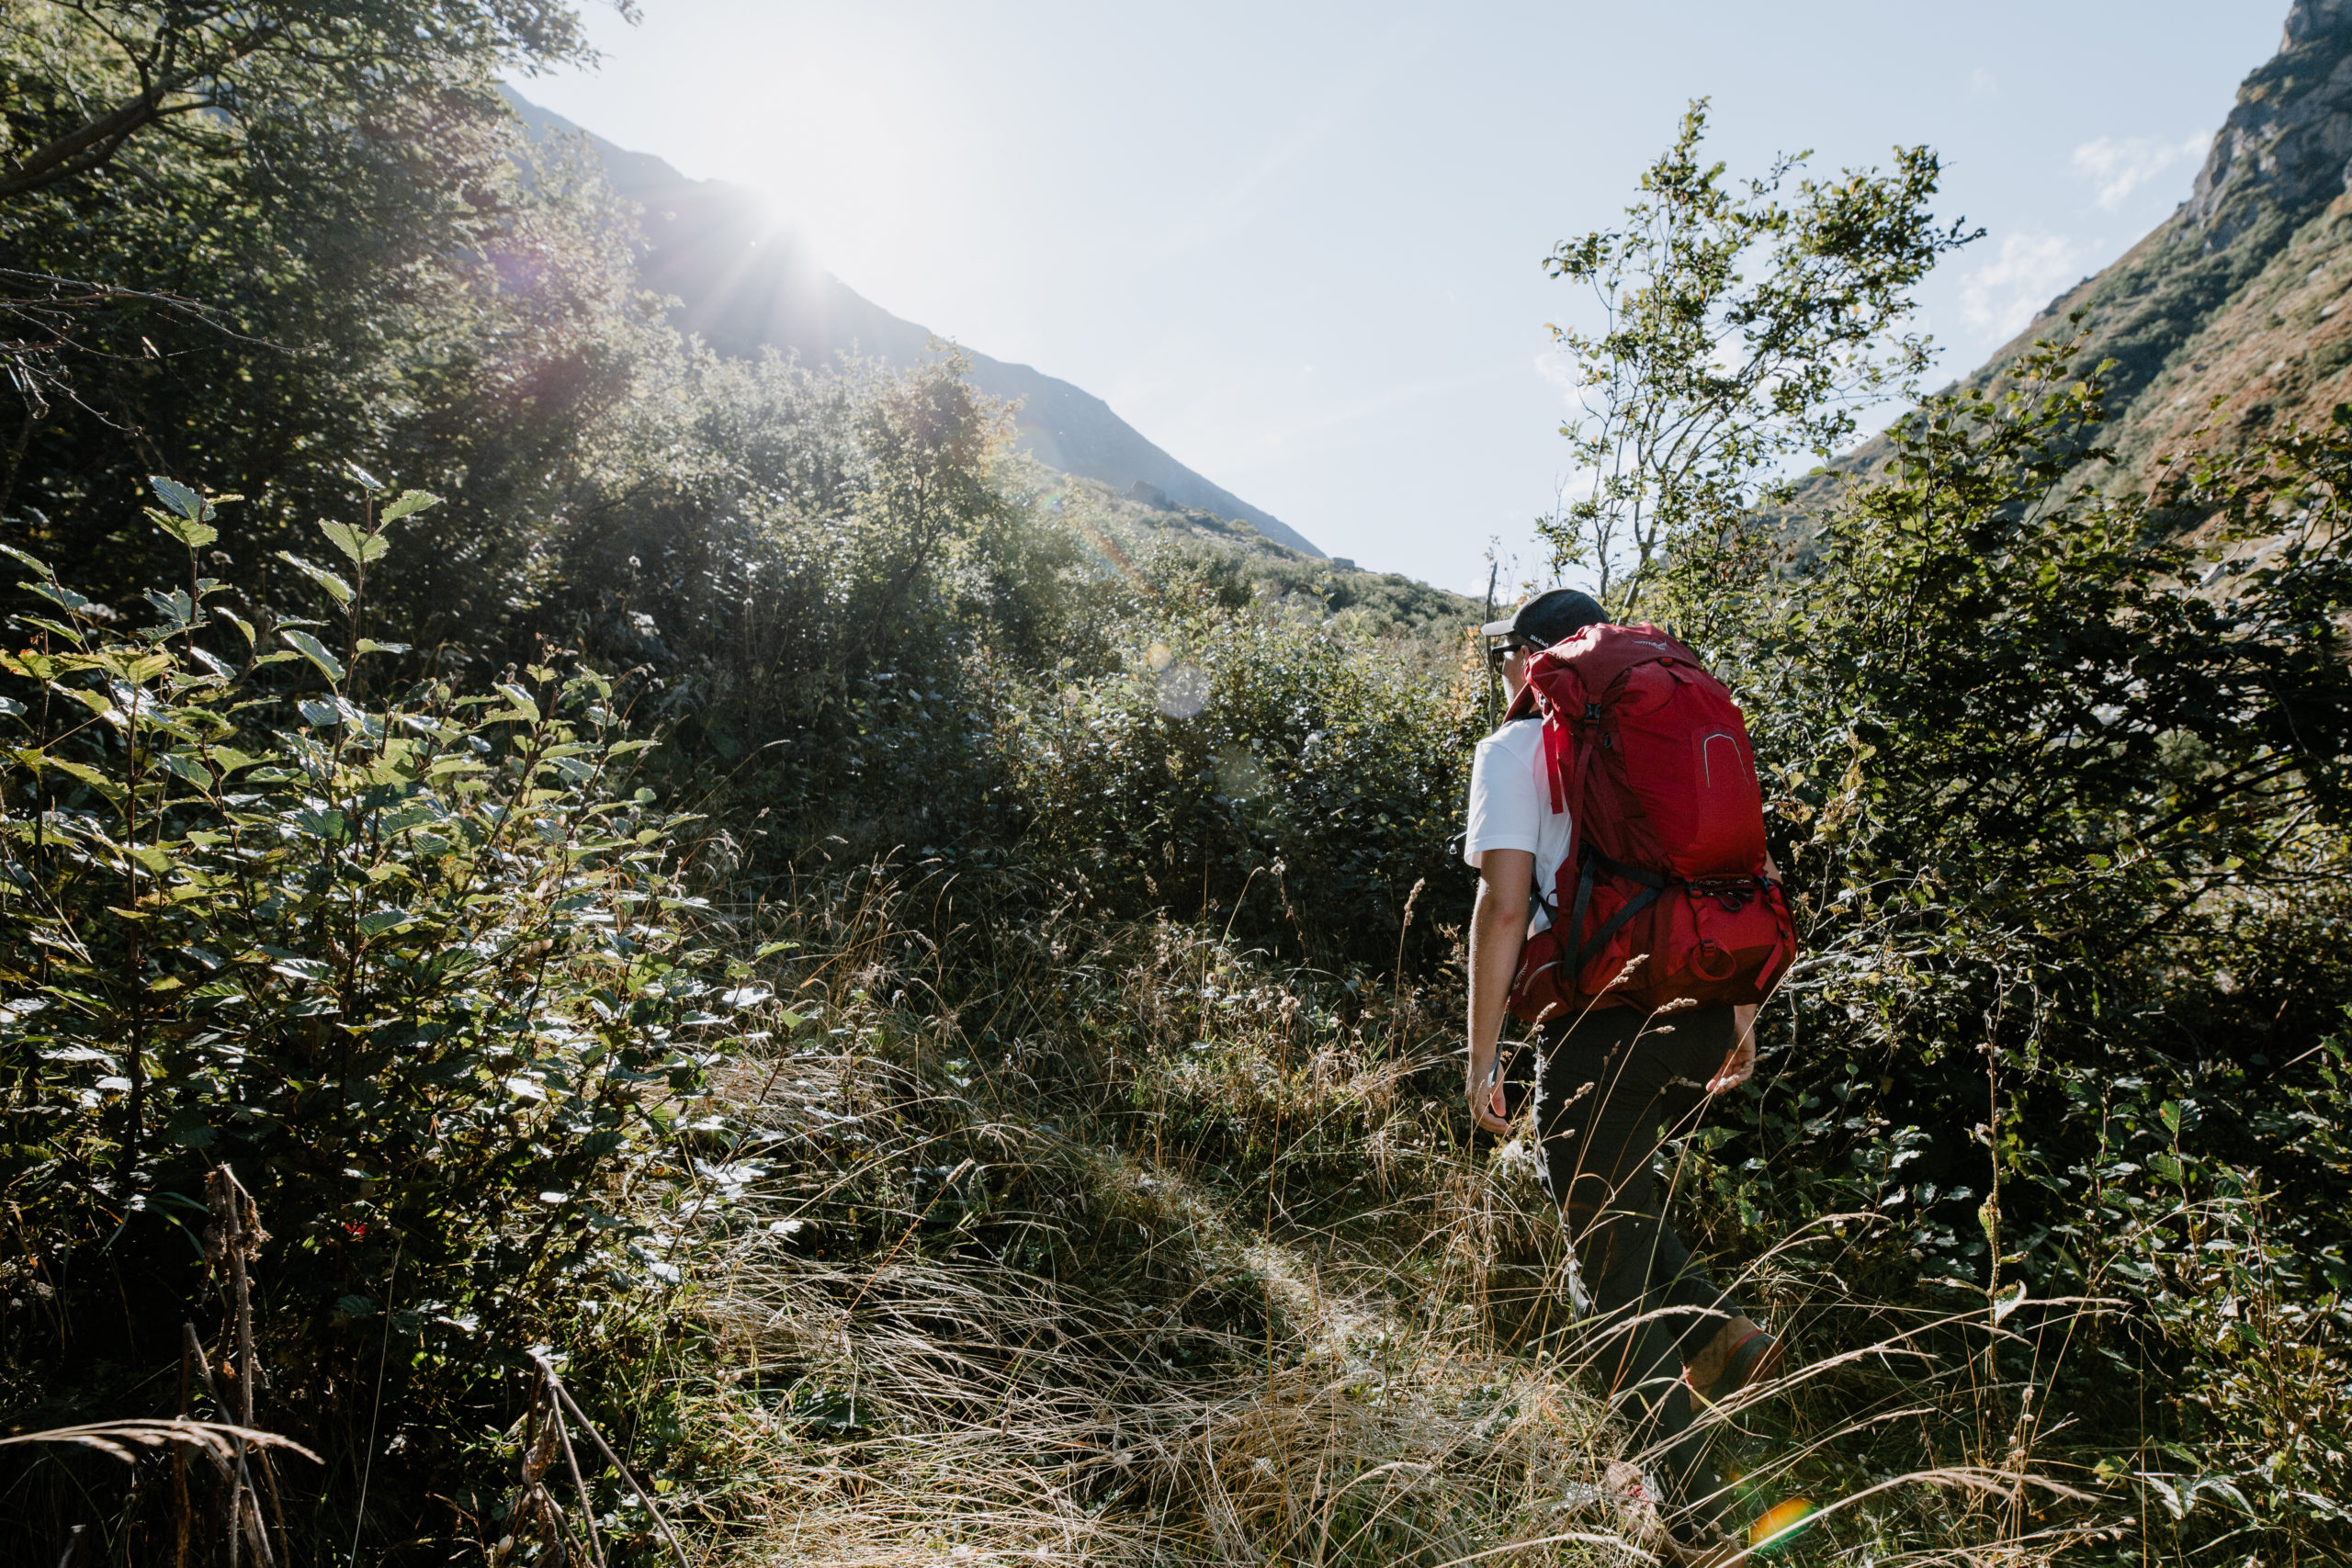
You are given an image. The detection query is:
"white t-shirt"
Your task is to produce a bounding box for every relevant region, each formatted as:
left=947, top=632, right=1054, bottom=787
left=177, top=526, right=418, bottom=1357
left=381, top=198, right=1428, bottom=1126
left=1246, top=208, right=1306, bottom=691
left=1462, top=716, right=1573, bottom=931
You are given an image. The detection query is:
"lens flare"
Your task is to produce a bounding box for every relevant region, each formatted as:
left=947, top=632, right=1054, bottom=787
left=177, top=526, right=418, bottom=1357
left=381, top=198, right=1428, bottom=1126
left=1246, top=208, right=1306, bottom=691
left=1155, top=664, right=1209, bottom=719
left=1747, top=1496, right=1816, bottom=1554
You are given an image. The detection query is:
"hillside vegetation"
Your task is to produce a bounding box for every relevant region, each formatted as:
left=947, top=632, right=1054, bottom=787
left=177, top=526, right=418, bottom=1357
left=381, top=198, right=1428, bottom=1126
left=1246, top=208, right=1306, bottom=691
left=2, top=4, right=2348, bottom=1567
left=500, top=89, right=1329, bottom=558
left=1802, top=0, right=2352, bottom=514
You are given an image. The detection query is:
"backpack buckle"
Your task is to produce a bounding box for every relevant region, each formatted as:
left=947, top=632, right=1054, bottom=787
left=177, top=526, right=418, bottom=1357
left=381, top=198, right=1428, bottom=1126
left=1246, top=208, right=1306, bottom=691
left=1690, top=875, right=1756, bottom=912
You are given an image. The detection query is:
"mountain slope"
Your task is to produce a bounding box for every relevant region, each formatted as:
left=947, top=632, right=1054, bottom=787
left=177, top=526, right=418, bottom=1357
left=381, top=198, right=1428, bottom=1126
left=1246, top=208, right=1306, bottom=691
left=504, top=90, right=1325, bottom=558
left=1978, top=0, right=2352, bottom=491
left=1977, top=4, right=2352, bottom=486
left=1788, top=0, right=2352, bottom=514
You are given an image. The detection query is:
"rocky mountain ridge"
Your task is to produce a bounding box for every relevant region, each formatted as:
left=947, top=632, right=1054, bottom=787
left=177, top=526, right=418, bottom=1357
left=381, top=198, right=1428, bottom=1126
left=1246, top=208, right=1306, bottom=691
left=503, top=90, right=1325, bottom=558
left=1787, top=1, right=2352, bottom=519
left=1959, top=0, right=2352, bottom=493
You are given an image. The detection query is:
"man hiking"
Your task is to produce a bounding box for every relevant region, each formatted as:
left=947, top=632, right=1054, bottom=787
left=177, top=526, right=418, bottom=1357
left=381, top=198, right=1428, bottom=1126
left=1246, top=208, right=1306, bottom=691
left=1461, top=587, right=1795, bottom=1564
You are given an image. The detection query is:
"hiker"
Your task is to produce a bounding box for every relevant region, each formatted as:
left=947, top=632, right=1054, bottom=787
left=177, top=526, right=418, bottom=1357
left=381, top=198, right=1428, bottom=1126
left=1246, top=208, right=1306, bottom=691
left=1461, top=587, right=1795, bottom=1563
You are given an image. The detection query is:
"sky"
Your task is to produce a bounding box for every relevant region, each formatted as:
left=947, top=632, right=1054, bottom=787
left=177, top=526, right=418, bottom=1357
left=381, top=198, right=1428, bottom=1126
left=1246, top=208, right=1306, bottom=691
left=518, top=1, right=2285, bottom=596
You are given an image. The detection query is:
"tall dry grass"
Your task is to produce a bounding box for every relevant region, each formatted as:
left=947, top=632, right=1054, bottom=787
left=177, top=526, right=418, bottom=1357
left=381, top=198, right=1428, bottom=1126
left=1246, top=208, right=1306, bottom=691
left=615, top=863, right=2225, bottom=1566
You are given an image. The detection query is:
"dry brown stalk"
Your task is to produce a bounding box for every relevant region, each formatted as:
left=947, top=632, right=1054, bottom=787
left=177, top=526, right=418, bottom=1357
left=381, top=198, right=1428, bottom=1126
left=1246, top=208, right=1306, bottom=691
left=0, top=1418, right=320, bottom=1467
left=200, top=1167, right=290, bottom=1568
left=497, top=1348, right=699, bottom=1568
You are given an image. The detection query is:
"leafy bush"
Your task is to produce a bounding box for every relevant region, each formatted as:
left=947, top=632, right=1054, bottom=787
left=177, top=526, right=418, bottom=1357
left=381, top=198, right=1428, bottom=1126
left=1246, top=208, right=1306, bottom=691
left=996, top=600, right=1481, bottom=965
left=1643, top=340, right=2352, bottom=1559
left=0, top=481, right=742, bottom=1556
left=2, top=2, right=661, bottom=665
left=541, top=352, right=1109, bottom=856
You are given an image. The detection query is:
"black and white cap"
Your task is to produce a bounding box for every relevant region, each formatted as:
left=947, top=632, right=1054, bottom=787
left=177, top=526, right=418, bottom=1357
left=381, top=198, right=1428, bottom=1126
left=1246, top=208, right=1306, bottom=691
left=1478, top=587, right=1607, bottom=651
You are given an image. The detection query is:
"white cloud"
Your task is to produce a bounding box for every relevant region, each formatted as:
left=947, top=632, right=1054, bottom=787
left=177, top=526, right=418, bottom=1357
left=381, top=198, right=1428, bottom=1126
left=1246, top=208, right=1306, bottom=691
left=1534, top=348, right=1579, bottom=402
left=2071, top=131, right=2211, bottom=213
left=1960, top=231, right=2093, bottom=340
left=1969, top=68, right=1998, bottom=97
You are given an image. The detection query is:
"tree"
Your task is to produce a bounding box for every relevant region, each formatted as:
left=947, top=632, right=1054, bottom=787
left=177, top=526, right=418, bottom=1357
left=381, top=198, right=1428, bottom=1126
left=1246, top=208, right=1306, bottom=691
left=1, top=14, right=662, bottom=661
left=0, top=0, right=607, bottom=204
left=1541, top=99, right=1977, bottom=612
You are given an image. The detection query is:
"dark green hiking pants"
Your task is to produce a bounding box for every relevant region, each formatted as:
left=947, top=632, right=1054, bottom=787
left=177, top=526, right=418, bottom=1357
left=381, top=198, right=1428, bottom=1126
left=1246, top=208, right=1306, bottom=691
left=1533, top=1002, right=1747, bottom=1530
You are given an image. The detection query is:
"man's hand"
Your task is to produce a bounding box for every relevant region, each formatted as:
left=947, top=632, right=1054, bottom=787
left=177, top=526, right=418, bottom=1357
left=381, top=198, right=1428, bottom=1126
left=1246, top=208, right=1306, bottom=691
left=1467, top=1066, right=1510, bottom=1134
left=1707, top=1002, right=1760, bottom=1094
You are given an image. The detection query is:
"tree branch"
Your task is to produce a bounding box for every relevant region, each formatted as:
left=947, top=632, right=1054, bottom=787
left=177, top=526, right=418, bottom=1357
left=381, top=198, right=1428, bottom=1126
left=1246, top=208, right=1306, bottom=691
left=0, top=19, right=282, bottom=203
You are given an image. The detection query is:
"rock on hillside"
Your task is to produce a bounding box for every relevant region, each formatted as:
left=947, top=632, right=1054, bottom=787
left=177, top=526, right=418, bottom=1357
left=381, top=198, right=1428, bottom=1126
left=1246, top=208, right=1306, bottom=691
left=1984, top=2, right=2352, bottom=479
left=503, top=90, right=1324, bottom=558
left=1809, top=0, right=2352, bottom=505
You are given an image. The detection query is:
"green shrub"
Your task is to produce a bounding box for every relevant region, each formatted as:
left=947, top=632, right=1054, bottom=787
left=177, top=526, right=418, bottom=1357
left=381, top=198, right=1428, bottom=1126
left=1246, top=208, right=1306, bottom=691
left=1644, top=343, right=2352, bottom=1560
left=0, top=480, right=740, bottom=1555
left=995, top=602, right=1481, bottom=965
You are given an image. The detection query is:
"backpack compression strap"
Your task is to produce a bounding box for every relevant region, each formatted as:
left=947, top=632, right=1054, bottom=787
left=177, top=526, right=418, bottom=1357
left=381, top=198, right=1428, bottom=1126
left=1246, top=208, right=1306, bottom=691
left=1562, top=847, right=1667, bottom=998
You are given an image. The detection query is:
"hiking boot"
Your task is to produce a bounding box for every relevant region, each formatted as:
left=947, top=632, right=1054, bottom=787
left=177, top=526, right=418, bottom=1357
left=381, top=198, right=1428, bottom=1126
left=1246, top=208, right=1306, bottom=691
left=1590, top=1460, right=1720, bottom=1554
left=1683, top=1314, right=1785, bottom=1404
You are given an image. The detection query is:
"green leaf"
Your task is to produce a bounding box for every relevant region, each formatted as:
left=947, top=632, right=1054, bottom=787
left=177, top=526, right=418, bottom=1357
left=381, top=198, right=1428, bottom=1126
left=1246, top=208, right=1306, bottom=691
left=149, top=507, right=218, bottom=551
left=149, top=476, right=212, bottom=524
left=166, top=1109, right=217, bottom=1150
left=23, top=580, right=90, bottom=613
left=277, top=552, right=354, bottom=608
left=494, top=682, right=540, bottom=721
left=160, top=751, right=214, bottom=789
left=17, top=616, right=86, bottom=649
left=379, top=489, right=441, bottom=524
left=0, top=542, right=54, bottom=577
left=17, top=751, right=124, bottom=802
left=62, top=688, right=122, bottom=724
left=317, top=520, right=379, bottom=568
left=291, top=807, right=347, bottom=840
left=216, top=608, right=256, bottom=648
left=280, top=629, right=346, bottom=682
left=358, top=908, right=417, bottom=937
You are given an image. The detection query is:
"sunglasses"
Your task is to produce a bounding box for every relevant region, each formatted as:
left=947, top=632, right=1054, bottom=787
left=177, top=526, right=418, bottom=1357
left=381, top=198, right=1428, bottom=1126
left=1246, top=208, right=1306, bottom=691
left=1483, top=637, right=1532, bottom=670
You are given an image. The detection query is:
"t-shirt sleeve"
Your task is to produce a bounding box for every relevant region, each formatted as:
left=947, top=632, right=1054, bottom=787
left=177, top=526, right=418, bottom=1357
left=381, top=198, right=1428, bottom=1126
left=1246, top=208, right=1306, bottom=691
left=1463, top=729, right=1542, bottom=866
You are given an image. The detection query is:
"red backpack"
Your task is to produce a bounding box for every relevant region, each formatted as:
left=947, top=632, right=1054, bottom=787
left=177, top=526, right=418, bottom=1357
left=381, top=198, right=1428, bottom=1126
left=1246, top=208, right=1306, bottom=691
left=1504, top=622, right=1795, bottom=1021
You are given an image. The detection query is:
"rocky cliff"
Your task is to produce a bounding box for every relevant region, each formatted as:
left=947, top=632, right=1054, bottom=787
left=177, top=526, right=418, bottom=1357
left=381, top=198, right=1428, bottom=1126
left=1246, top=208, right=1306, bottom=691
left=1963, top=0, right=2352, bottom=491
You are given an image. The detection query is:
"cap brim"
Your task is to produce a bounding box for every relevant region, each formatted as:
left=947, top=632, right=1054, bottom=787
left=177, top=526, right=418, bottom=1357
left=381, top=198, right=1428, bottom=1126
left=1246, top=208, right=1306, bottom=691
left=1478, top=616, right=1519, bottom=639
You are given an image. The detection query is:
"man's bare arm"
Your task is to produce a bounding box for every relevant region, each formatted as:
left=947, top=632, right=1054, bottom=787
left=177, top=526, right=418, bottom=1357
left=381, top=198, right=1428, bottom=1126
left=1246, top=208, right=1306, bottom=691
left=1465, top=848, right=1533, bottom=1134
left=1710, top=852, right=1781, bottom=1092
